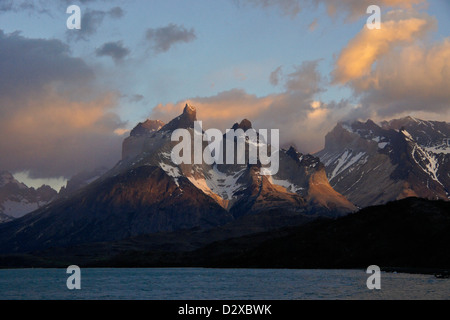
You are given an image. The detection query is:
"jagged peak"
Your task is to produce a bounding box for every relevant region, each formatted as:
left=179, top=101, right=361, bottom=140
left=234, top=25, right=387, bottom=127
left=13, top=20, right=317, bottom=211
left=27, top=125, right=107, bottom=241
left=182, top=103, right=197, bottom=121
left=184, top=103, right=196, bottom=115
left=286, top=146, right=301, bottom=161
left=160, top=103, right=197, bottom=132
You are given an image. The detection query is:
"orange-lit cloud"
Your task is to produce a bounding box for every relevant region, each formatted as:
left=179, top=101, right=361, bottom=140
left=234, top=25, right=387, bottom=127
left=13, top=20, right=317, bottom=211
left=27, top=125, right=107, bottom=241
left=322, top=0, right=426, bottom=19
left=151, top=61, right=357, bottom=153
left=238, top=0, right=427, bottom=19
left=357, top=38, right=450, bottom=118
left=333, top=12, right=435, bottom=84
left=332, top=10, right=450, bottom=119
left=151, top=89, right=275, bottom=132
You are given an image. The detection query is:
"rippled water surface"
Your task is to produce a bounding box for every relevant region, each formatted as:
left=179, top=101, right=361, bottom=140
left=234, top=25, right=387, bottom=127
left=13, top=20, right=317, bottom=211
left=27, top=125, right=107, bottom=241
left=0, top=268, right=448, bottom=300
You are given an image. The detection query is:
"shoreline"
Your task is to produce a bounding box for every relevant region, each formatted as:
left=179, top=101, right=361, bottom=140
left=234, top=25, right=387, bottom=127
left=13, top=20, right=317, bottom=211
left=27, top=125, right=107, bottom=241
left=1, top=265, right=449, bottom=277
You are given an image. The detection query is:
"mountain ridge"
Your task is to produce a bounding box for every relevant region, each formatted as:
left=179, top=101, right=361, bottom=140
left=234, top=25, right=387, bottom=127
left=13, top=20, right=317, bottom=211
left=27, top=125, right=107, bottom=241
left=0, top=104, right=355, bottom=254
left=315, top=116, right=449, bottom=208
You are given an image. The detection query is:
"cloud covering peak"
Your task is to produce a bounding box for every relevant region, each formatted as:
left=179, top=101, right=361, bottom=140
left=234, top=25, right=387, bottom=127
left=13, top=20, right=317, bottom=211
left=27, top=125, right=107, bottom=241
left=0, top=30, right=124, bottom=179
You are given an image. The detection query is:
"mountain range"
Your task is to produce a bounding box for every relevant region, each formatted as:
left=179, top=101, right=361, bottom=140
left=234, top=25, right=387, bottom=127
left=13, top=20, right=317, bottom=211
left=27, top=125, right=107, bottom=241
left=0, top=105, right=355, bottom=254
left=0, top=106, right=448, bottom=266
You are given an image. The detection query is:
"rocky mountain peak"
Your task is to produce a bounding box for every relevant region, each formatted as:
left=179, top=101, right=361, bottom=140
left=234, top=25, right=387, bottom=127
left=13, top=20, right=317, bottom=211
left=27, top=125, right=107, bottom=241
left=286, top=146, right=303, bottom=164
left=184, top=103, right=197, bottom=116
left=130, top=120, right=165, bottom=137
left=160, top=103, right=198, bottom=132
left=232, top=119, right=253, bottom=131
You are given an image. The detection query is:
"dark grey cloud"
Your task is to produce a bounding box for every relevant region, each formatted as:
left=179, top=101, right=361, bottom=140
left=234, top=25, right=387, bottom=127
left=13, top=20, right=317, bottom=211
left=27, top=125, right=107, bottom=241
left=0, top=30, right=124, bottom=179
left=0, top=0, right=13, bottom=12
left=96, top=41, right=130, bottom=63
left=108, top=6, right=124, bottom=18
left=283, top=60, right=324, bottom=95
left=0, top=30, right=93, bottom=100
left=145, top=24, right=197, bottom=53
left=67, top=6, right=124, bottom=41
left=0, top=0, right=124, bottom=16
left=0, top=0, right=48, bottom=14
left=129, top=94, right=144, bottom=103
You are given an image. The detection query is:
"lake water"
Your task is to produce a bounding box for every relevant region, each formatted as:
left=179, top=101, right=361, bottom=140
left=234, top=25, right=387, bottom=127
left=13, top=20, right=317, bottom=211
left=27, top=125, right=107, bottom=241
left=0, top=268, right=448, bottom=300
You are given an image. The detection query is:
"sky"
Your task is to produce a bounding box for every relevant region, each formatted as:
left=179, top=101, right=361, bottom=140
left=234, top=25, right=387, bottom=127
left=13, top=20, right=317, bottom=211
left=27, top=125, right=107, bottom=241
left=0, top=0, right=449, bottom=189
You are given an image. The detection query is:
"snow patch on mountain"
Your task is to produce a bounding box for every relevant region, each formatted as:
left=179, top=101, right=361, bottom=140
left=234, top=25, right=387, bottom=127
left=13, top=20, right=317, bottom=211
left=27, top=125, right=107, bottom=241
left=1, top=200, right=40, bottom=219
left=401, top=129, right=445, bottom=187
left=269, top=177, right=304, bottom=194
left=424, top=144, right=450, bottom=155
left=329, top=151, right=367, bottom=182
left=159, top=162, right=181, bottom=186
left=188, top=166, right=245, bottom=200
left=410, top=145, right=443, bottom=187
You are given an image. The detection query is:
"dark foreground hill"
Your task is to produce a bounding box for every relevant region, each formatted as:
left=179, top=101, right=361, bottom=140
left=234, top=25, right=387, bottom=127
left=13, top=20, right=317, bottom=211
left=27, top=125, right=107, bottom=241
left=190, top=197, right=450, bottom=270
left=0, top=198, right=449, bottom=271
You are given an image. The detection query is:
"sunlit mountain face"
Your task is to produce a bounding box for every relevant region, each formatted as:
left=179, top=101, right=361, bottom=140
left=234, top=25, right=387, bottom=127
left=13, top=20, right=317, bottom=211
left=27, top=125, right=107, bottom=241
left=0, top=1, right=449, bottom=272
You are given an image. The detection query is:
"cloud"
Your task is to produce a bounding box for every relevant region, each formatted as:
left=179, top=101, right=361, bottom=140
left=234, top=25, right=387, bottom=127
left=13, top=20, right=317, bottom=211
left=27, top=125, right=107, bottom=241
left=0, top=30, right=124, bottom=179
left=269, top=66, right=283, bottom=86
left=332, top=10, right=450, bottom=119
left=0, top=0, right=104, bottom=14
left=236, top=0, right=426, bottom=19
left=319, top=0, right=426, bottom=19
left=284, top=60, right=324, bottom=95
left=0, top=30, right=93, bottom=100
left=129, top=94, right=145, bottom=103
left=0, top=0, right=46, bottom=13
left=0, top=0, right=13, bottom=12
left=96, top=41, right=130, bottom=63
left=357, top=38, right=450, bottom=118
left=67, top=6, right=124, bottom=41
left=151, top=60, right=352, bottom=153
left=145, top=24, right=197, bottom=53
left=333, top=11, right=436, bottom=84
left=237, top=0, right=302, bottom=18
